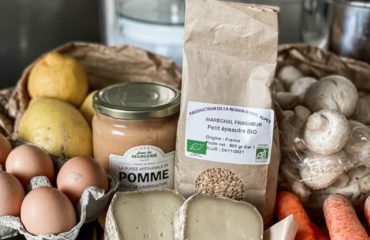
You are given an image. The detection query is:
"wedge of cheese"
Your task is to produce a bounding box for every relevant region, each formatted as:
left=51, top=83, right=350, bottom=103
left=105, top=190, right=185, bottom=240
left=174, top=194, right=263, bottom=240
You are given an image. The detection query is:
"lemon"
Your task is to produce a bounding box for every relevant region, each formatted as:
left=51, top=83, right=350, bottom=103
left=28, top=52, right=89, bottom=106
left=80, top=90, right=97, bottom=124
left=18, top=97, right=92, bottom=158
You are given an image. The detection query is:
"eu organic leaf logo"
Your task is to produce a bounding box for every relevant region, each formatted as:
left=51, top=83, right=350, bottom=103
left=187, top=139, right=207, bottom=155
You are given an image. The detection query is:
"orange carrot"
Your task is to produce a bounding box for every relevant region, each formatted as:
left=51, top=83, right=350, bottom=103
left=365, top=195, right=370, bottom=228
left=312, top=223, right=329, bottom=240
left=276, top=191, right=317, bottom=240
left=324, top=194, right=369, bottom=240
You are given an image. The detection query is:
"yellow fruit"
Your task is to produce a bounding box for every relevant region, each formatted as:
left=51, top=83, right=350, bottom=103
left=18, top=97, right=92, bottom=158
left=80, top=90, right=97, bottom=124
left=28, top=52, right=89, bottom=106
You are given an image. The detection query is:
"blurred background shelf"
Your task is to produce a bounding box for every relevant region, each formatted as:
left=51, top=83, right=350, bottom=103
left=1, top=0, right=369, bottom=88
left=0, top=0, right=305, bottom=89
left=0, top=0, right=101, bottom=88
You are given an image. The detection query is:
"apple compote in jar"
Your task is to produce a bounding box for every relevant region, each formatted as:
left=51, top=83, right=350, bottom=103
left=92, top=82, right=180, bottom=191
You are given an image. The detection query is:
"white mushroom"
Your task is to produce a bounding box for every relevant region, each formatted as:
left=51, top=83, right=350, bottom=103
left=358, top=91, right=368, bottom=97
left=352, top=94, right=370, bottom=125
left=344, top=120, right=370, bottom=168
left=272, top=78, right=286, bottom=93
left=283, top=110, right=294, bottom=118
left=306, top=166, right=370, bottom=208
left=297, top=63, right=311, bottom=75
left=281, top=105, right=311, bottom=152
left=299, top=150, right=347, bottom=189
left=280, top=159, right=311, bottom=201
left=289, top=77, right=317, bottom=101
left=304, top=75, right=359, bottom=117
left=331, top=173, right=350, bottom=188
left=304, top=110, right=350, bottom=155
left=319, top=167, right=370, bottom=204
left=347, top=166, right=370, bottom=182
left=346, top=167, right=370, bottom=202
left=274, top=92, right=300, bottom=110
left=277, top=65, right=304, bottom=89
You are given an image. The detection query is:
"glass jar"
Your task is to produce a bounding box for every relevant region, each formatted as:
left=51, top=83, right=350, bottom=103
left=92, top=82, right=180, bottom=191
left=103, top=0, right=185, bottom=66
left=301, top=0, right=331, bottom=48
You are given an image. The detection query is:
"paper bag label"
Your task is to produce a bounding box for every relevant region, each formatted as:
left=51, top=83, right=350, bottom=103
left=109, top=145, right=174, bottom=191
left=185, top=101, right=274, bottom=165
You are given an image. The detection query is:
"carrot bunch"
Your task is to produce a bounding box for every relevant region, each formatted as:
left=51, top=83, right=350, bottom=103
left=365, top=195, right=370, bottom=228
left=323, top=194, right=369, bottom=240
left=276, top=191, right=329, bottom=240
left=277, top=191, right=370, bottom=240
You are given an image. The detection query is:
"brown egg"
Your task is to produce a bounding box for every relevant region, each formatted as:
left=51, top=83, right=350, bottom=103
left=21, top=187, right=76, bottom=235
left=0, top=133, right=12, bottom=166
left=57, top=156, right=108, bottom=205
left=6, top=144, right=54, bottom=186
left=0, top=171, right=25, bottom=216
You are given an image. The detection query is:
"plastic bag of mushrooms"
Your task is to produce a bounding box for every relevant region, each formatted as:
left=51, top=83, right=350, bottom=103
left=275, top=44, right=370, bottom=209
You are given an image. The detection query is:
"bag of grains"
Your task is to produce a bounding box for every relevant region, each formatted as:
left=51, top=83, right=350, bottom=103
left=175, top=0, right=280, bottom=225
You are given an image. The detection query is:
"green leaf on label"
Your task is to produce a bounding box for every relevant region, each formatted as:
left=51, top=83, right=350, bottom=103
left=187, top=139, right=207, bottom=155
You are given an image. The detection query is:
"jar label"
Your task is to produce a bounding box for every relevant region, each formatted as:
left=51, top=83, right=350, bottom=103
left=109, top=146, right=174, bottom=191
left=185, top=101, right=274, bottom=165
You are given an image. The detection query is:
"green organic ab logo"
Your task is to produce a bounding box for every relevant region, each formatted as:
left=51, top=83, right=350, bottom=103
left=187, top=139, right=207, bottom=155
left=256, top=147, right=269, bottom=162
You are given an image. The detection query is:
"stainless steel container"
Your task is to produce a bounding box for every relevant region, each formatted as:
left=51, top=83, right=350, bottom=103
left=301, top=0, right=331, bottom=48
left=329, top=0, right=370, bottom=62
left=237, top=0, right=303, bottom=43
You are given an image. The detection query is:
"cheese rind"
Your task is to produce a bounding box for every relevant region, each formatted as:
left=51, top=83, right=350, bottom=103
left=174, top=194, right=263, bottom=240
left=105, top=190, right=185, bottom=240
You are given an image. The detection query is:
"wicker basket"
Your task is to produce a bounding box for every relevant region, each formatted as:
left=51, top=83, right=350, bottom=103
left=277, top=44, right=370, bottom=90
left=0, top=42, right=181, bottom=138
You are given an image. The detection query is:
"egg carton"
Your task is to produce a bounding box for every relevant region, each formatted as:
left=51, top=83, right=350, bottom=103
left=0, top=174, right=118, bottom=240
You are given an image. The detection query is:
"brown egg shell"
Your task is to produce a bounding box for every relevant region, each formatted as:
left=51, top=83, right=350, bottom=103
left=57, top=156, right=109, bottom=205
left=6, top=144, right=55, bottom=186
left=1, top=141, right=117, bottom=237
left=0, top=133, right=12, bottom=166
left=20, top=186, right=76, bottom=235
left=0, top=172, right=118, bottom=239
left=0, top=171, right=25, bottom=217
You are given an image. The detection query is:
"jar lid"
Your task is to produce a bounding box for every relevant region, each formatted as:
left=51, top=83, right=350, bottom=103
left=93, top=82, right=180, bottom=120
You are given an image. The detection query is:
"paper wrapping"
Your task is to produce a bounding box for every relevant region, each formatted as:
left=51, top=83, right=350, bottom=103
left=0, top=42, right=181, bottom=139
left=264, top=215, right=298, bottom=240
left=175, top=0, right=280, bottom=226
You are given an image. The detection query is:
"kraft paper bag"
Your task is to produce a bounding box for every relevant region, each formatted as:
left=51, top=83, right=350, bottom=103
left=175, top=0, right=280, bottom=225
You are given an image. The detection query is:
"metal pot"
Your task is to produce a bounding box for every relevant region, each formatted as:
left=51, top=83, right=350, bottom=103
left=329, top=0, right=370, bottom=63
